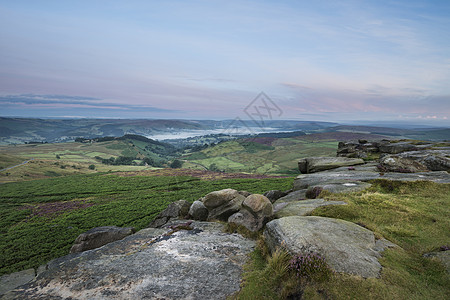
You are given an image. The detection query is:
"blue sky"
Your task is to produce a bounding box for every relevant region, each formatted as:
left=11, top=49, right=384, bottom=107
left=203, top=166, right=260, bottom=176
left=0, top=0, right=449, bottom=124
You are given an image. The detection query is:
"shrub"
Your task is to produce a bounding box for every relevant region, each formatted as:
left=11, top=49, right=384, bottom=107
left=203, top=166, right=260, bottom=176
left=88, top=164, right=95, bottom=170
left=170, top=159, right=183, bottom=168
left=289, top=252, right=333, bottom=282
left=305, top=186, right=323, bottom=199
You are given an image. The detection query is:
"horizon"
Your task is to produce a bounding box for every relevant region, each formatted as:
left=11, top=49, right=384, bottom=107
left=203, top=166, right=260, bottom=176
left=1, top=1, right=449, bottom=125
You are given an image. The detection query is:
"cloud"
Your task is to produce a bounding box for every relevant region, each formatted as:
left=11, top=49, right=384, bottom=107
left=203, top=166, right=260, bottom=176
left=0, top=94, right=179, bottom=114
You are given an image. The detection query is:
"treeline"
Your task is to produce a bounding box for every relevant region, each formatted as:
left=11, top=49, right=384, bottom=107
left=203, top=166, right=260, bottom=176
left=95, top=156, right=163, bottom=167
left=75, top=134, right=166, bottom=145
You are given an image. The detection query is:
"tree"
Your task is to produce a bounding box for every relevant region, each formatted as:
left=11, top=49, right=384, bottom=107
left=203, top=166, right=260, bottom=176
left=170, top=159, right=183, bottom=168
left=88, top=164, right=95, bottom=170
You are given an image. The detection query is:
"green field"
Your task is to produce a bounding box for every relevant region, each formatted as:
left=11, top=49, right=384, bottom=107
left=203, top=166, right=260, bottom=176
left=182, top=137, right=338, bottom=175
left=0, top=136, right=178, bottom=183
left=0, top=173, right=293, bottom=275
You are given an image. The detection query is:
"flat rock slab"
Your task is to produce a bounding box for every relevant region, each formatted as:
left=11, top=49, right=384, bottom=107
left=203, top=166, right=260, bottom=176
left=294, top=170, right=450, bottom=190
left=0, top=269, right=35, bottom=296
left=274, top=199, right=347, bottom=218
left=4, top=221, right=255, bottom=300
left=264, top=216, right=395, bottom=278
left=298, top=157, right=365, bottom=174
left=273, top=189, right=307, bottom=203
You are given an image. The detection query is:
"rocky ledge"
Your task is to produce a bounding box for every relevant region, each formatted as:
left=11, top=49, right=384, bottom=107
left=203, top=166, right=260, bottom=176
left=2, top=221, right=255, bottom=300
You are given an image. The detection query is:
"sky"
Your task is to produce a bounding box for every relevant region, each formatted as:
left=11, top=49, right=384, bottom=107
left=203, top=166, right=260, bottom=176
left=0, top=0, right=449, bottom=125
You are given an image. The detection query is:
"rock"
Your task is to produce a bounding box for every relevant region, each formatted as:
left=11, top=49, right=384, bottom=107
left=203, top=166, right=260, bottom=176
left=148, top=199, right=191, bottom=228
left=423, top=251, right=450, bottom=274
left=228, top=194, right=273, bottom=231
left=264, top=190, right=288, bottom=203
left=273, top=189, right=307, bottom=203
left=228, top=210, right=261, bottom=232
left=238, top=190, right=252, bottom=197
left=188, top=200, right=208, bottom=221
left=274, top=199, right=347, bottom=218
left=294, top=171, right=379, bottom=190
left=242, top=194, right=273, bottom=217
left=293, top=168, right=450, bottom=191
left=0, top=269, right=35, bottom=296
left=70, top=226, right=135, bottom=253
left=203, top=189, right=245, bottom=221
left=315, top=182, right=372, bottom=194
left=398, top=150, right=450, bottom=172
left=203, top=188, right=240, bottom=209
left=422, top=155, right=450, bottom=171
left=6, top=222, right=255, bottom=300
left=379, top=155, right=429, bottom=173
left=298, top=157, right=365, bottom=174
left=379, top=142, right=418, bottom=154
left=264, top=216, right=394, bottom=278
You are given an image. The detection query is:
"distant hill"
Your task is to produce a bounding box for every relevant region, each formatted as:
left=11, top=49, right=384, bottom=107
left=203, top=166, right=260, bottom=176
left=327, top=125, right=450, bottom=141
left=0, top=118, right=209, bottom=144
left=0, top=118, right=337, bottom=145
left=179, top=131, right=389, bottom=175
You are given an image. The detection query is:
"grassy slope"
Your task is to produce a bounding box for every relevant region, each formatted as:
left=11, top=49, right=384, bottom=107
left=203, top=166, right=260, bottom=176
left=0, top=172, right=293, bottom=275
left=182, top=135, right=340, bottom=175
left=237, top=180, right=450, bottom=299
left=0, top=137, right=174, bottom=183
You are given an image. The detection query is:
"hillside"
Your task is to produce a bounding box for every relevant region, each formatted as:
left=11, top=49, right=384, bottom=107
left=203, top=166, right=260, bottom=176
left=0, top=135, right=177, bottom=183
left=180, top=131, right=389, bottom=175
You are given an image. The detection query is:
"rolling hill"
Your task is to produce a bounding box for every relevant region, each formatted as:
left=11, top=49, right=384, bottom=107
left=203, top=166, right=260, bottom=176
left=0, top=135, right=177, bottom=183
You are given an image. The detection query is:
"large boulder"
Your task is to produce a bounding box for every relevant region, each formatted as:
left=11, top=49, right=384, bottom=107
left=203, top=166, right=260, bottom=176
left=273, top=199, right=347, bottom=218
left=397, top=150, right=450, bottom=172
left=188, top=200, right=209, bottom=221
left=70, top=226, right=135, bottom=253
left=202, top=189, right=245, bottom=221
left=228, top=194, right=273, bottom=231
left=378, top=142, right=418, bottom=154
left=378, top=155, right=429, bottom=173
left=264, top=216, right=396, bottom=278
left=0, top=269, right=35, bottom=297
left=264, top=190, right=288, bottom=203
left=298, top=157, right=365, bottom=174
left=148, top=200, right=191, bottom=228
left=6, top=222, right=255, bottom=300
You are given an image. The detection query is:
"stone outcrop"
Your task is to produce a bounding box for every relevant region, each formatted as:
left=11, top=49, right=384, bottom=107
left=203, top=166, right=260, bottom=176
left=378, top=155, right=429, bottom=173
left=202, top=189, right=245, bottom=221
left=5, top=221, right=255, bottom=300
left=264, top=216, right=396, bottom=278
left=70, top=226, right=135, bottom=253
left=228, top=194, right=273, bottom=231
left=298, top=157, right=364, bottom=174
left=0, top=269, right=35, bottom=297
left=273, top=199, right=347, bottom=218
left=293, top=163, right=450, bottom=191
left=263, top=190, right=288, bottom=203
left=188, top=200, right=209, bottom=221
left=148, top=199, right=191, bottom=228
left=395, top=149, right=450, bottom=172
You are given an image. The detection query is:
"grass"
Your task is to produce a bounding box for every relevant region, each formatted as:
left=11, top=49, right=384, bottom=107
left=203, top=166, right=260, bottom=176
left=237, top=180, right=450, bottom=299
left=0, top=172, right=293, bottom=275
